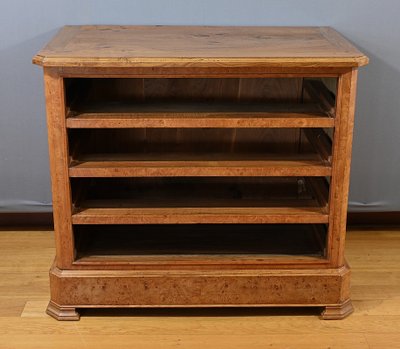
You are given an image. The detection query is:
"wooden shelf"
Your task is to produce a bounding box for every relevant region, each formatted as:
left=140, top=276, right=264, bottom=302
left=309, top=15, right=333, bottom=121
left=69, top=153, right=332, bottom=177
left=66, top=101, right=334, bottom=129
left=71, top=177, right=329, bottom=224
left=73, top=224, right=327, bottom=265
left=72, top=206, right=328, bottom=224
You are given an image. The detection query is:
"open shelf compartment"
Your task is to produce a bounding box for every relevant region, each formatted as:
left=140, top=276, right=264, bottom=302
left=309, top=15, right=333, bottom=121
left=65, top=77, right=337, bottom=129
left=73, top=224, right=328, bottom=266
left=68, top=127, right=333, bottom=177
left=71, top=177, right=329, bottom=225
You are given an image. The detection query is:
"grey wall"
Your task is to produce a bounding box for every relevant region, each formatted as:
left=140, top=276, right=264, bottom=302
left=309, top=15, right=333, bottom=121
left=1, top=0, right=399, bottom=212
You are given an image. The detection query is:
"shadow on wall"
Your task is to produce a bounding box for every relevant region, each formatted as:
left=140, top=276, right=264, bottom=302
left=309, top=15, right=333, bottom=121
left=0, top=29, right=58, bottom=212
left=349, top=45, right=400, bottom=211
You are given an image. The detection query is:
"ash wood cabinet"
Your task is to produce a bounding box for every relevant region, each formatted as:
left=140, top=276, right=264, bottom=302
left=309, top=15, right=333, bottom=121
left=33, top=25, right=368, bottom=320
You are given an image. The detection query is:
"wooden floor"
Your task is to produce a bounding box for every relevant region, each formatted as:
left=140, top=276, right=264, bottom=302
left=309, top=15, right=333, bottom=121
left=0, top=228, right=399, bottom=348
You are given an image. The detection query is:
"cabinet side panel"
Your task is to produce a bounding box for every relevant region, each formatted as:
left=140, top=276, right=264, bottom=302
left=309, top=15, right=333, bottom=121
left=44, top=68, right=74, bottom=268
left=328, top=69, right=358, bottom=266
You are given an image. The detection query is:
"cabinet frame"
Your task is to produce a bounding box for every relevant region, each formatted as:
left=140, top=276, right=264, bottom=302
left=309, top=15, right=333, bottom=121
left=35, top=26, right=368, bottom=320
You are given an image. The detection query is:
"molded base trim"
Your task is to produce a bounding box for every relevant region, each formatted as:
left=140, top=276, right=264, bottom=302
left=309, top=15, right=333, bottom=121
left=46, top=301, right=80, bottom=321
left=48, top=262, right=352, bottom=320
left=320, top=299, right=354, bottom=320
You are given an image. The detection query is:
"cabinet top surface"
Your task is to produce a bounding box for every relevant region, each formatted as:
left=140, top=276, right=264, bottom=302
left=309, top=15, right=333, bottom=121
left=33, top=25, right=368, bottom=68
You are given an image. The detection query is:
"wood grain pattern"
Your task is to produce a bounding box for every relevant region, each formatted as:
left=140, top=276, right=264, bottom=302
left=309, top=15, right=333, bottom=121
left=58, top=67, right=352, bottom=77
left=69, top=157, right=332, bottom=177
left=71, top=206, right=329, bottom=225
left=33, top=26, right=368, bottom=68
left=328, top=69, right=358, bottom=267
left=66, top=104, right=334, bottom=129
left=48, top=261, right=351, bottom=309
left=43, top=68, right=74, bottom=269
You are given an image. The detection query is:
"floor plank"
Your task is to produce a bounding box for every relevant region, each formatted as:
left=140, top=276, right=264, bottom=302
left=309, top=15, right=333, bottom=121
left=0, top=333, right=372, bottom=349
left=0, top=228, right=399, bottom=348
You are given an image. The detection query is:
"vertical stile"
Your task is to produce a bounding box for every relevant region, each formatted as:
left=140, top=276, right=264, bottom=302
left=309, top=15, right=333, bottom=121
left=43, top=68, right=75, bottom=268
left=327, top=69, right=358, bottom=266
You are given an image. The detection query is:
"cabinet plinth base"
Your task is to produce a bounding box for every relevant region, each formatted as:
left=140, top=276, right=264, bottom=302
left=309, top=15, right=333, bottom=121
left=320, top=299, right=354, bottom=320
left=46, top=301, right=80, bottom=321
left=48, top=261, right=352, bottom=320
